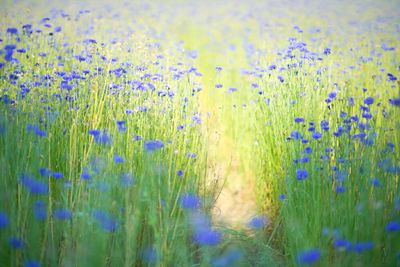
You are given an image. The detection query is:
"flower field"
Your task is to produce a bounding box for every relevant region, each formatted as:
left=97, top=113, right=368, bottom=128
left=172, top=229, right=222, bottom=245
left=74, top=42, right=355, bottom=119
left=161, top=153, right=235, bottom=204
left=0, top=1, right=399, bottom=266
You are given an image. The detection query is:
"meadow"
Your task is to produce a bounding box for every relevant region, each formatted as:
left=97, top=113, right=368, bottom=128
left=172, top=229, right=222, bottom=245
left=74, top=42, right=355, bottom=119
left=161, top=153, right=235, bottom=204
left=0, top=0, right=399, bottom=266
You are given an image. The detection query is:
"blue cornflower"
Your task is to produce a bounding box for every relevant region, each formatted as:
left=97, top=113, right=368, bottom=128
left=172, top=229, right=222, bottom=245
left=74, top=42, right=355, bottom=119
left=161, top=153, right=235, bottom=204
left=193, top=228, right=222, bottom=246
left=304, top=146, right=312, bottom=154
left=371, top=178, right=380, bottom=187
left=386, top=221, right=400, bottom=232
left=144, top=140, right=164, bottom=151
left=328, top=91, right=337, bottom=99
left=39, top=168, right=51, bottom=177
left=187, top=152, right=197, bottom=158
left=52, top=172, right=63, bottom=179
left=180, top=193, right=200, bottom=209
left=296, top=169, right=308, bottom=180
left=53, top=208, right=72, bottom=220
left=333, top=239, right=352, bottom=251
left=0, top=212, right=9, bottom=228
left=312, top=132, right=322, bottom=139
left=7, top=28, right=18, bottom=34
left=320, top=120, right=329, bottom=131
left=176, top=170, right=184, bottom=176
left=141, top=247, right=158, bottom=264
left=24, top=260, right=41, bottom=267
left=364, top=97, right=374, bottom=105
left=8, top=237, right=25, bottom=249
left=389, top=97, right=400, bottom=106
left=323, top=48, right=331, bottom=55
left=353, top=241, right=373, bottom=253
left=116, top=120, right=126, bottom=132
left=279, top=194, right=286, bottom=200
left=80, top=168, right=91, bottom=180
left=192, top=114, right=202, bottom=124
left=248, top=216, right=268, bottom=229
left=291, top=131, right=303, bottom=140
left=297, top=249, right=321, bottom=265
left=294, top=117, right=305, bottom=123
left=20, top=175, right=48, bottom=194
left=114, top=154, right=125, bottom=164
left=92, top=209, right=118, bottom=232
left=335, top=186, right=346, bottom=193
left=120, top=173, right=134, bottom=187
left=362, top=113, right=372, bottom=119
left=94, top=131, right=112, bottom=145
left=34, top=200, right=47, bottom=220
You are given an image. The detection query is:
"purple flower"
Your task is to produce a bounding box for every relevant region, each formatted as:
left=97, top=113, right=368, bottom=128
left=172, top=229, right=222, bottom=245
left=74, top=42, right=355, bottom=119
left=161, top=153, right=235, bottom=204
left=176, top=170, right=184, bottom=177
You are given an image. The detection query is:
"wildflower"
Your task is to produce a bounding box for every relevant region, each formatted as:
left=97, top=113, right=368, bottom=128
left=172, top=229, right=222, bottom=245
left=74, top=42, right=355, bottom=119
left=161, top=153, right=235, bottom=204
left=176, top=170, right=184, bottom=177
left=291, top=131, right=303, bottom=140
left=34, top=200, right=47, bottom=220
left=141, top=247, right=158, bottom=264
left=335, top=186, right=346, bottom=193
left=353, top=241, right=373, bottom=253
left=53, top=208, right=72, bottom=220
left=193, top=228, right=222, bottom=246
left=80, top=168, right=91, bottom=180
left=0, top=212, right=9, bottom=228
left=20, top=175, right=48, bottom=194
left=386, top=221, right=400, bottom=232
left=296, top=169, right=308, bottom=180
left=7, top=28, right=18, bottom=35
left=364, top=97, right=374, bottom=105
left=114, top=154, right=125, bottom=164
left=92, top=209, right=118, bottom=232
left=120, top=173, right=134, bottom=187
left=333, top=239, right=352, bottom=251
left=320, top=120, right=329, bottom=131
left=8, top=237, right=25, bottom=249
left=180, top=193, right=200, bottom=209
left=389, top=97, right=400, bottom=106
left=279, top=194, right=286, bottom=200
left=328, top=91, right=337, bottom=99
left=371, top=178, right=380, bottom=187
left=297, top=249, right=321, bottom=265
left=144, top=140, right=164, bottom=151
left=52, top=172, right=63, bottom=179
left=24, top=260, right=41, bottom=267
left=294, top=117, right=304, bottom=123
left=248, top=216, right=268, bottom=229
left=312, top=132, right=322, bottom=139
